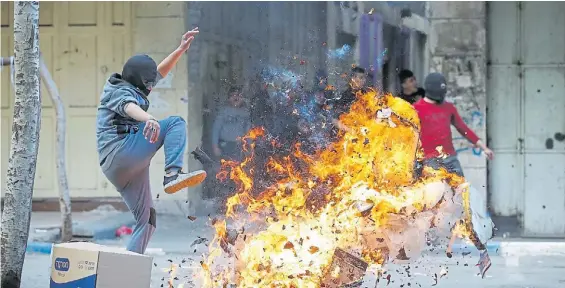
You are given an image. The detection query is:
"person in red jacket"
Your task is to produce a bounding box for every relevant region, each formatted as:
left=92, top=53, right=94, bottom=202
left=414, top=73, right=494, bottom=177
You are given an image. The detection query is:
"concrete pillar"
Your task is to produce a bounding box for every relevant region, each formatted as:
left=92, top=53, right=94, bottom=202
left=133, top=2, right=204, bottom=216
left=326, top=2, right=339, bottom=85
left=184, top=1, right=206, bottom=216
left=427, top=2, right=488, bottom=196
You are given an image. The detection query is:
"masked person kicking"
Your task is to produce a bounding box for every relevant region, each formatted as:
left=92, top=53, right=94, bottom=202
left=414, top=72, right=494, bottom=177
left=96, top=28, right=206, bottom=254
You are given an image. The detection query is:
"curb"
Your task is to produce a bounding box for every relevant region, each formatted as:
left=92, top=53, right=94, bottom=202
left=72, top=212, right=135, bottom=240
left=26, top=242, right=166, bottom=256
left=497, top=241, right=565, bottom=257
left=27, top=240, right=565, bottom=257
left=26, top=242, right=53, bottom=254
left=449, top=240, right=565, bottom=257
left=146, top=241, right=565, bottom=257
left=449, top=241, right=501, bottom=256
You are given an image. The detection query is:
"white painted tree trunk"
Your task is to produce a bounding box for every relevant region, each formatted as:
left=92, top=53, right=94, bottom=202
left=1, top=2, right=41, bottom=287
left=39, top=55, right=73, bottom=242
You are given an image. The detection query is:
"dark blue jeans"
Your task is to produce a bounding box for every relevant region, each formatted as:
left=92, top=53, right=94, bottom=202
left=423, top=155, right=465, bottom=177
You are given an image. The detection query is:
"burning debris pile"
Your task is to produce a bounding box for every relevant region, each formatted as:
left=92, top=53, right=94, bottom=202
left=201, top=90, right=492, bottom=287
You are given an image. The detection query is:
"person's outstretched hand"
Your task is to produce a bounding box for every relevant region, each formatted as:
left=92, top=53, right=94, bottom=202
left=143, top=119, right=161, bottom=144
left=179, top=27, right=199, bottom=52
left=483, top=147, right=494, bottom=160
left=475, top=140, right=494, bottom=160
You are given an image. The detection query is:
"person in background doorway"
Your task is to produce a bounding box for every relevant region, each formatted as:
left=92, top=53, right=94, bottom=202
left=398, top=69, right=425, bottom=105
left=328, top=66, right=368, bottom=136
left=333, top=66, right=368, bottom=116
left=414, top=72, right=494, bottom=177
left=212, top=86, right=251, bottom=162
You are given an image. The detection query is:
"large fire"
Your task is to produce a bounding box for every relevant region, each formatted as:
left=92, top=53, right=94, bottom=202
left=202, top=89, right=472, bottom=287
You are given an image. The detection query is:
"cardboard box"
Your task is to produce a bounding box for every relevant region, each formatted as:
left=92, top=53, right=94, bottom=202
left=50, top=242, right=153, bottom=288
left=322, top=248, right=368, bottom=288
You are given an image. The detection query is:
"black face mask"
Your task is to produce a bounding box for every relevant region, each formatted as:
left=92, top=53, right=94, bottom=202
left=426, top=90, right=446, bottom=103
left=424, top=73, right=447, bottom=103
left=122, top=54, right=158, bottom=97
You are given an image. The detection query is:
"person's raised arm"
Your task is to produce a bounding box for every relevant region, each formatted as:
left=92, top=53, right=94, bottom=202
left=124, top=103, right=162, bottom=143
left=450, top=105, right=494, bottom=159
left=157, top=28, right=199, bottom=78
left=124, top=103, right=155, bottom=122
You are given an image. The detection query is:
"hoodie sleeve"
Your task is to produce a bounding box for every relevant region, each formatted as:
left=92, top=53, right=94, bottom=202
left=106, top=88, right=140, bottom=118
left=154, top=72, right=164, bottom=86
left=212, top=108, right=226, bottom=146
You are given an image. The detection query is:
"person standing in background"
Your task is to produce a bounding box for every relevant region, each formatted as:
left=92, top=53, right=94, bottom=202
left=414, top=72, right=494, bottom=177
left=398, top=69, right=425, bottom=105
left=333, top=66, right=368, bottom=116
left=212, top=86, right=251, bottom=162
left=327, top=66, right=368, bottom=137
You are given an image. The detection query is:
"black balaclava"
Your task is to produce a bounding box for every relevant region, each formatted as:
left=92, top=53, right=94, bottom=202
left=122, top=54, right=158, bottom=96
left=424, top=72, right=447, bottom=103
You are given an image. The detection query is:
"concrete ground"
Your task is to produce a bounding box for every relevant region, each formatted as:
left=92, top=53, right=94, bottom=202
left=24, top=211, right=565, bottom=287
left=23, top=252, right=565, bottom=287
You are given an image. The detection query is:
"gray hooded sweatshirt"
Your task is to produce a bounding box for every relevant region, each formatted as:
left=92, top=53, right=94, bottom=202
left=96, top=54, right=163, bottom=166
left=96, top=73, right=149, bottom=165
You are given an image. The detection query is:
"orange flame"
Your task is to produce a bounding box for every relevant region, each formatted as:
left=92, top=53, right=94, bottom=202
left=203, top=89, right=471, bottom=287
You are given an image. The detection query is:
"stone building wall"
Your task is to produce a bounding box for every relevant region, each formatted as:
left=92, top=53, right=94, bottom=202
left=427, top=2, right=488, bottom=195
left=134, top=2, right=203, bottom=215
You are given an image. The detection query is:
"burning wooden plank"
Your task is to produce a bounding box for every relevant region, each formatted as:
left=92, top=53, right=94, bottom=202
left=322, top=248, right=368, bottom=288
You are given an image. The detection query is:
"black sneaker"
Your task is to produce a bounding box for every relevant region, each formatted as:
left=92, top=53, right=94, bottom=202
left=191, top=147, right=215, bottom=165
left=163, top=170, right=207, bottom=194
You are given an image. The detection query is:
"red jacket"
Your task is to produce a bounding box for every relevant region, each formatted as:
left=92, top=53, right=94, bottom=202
left=413, top=99, right=480, bottom=159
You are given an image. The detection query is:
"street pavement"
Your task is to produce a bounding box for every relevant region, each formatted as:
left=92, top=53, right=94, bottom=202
left=23, top=212, right=565, bottom=287
left=23, top=251, right=565, bottom=287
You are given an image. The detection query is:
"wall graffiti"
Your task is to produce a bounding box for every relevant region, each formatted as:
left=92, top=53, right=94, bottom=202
left=336, top=1, right=360, bottom=16
left=334, top=1, right=360, bottom=35
left=454, top=110, right=484, bottom=157
left=462, top=111, right=483, bottom=127
left=454, top=138, right=483, bottom=156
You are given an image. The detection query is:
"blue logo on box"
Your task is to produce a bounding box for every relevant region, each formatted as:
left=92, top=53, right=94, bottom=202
left=54, top=258, right=70, bottom=272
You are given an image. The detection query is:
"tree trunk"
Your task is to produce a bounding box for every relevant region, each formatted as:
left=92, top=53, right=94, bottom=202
left=39, top=55, right=73, bottom=242
left=1, top=2, right=41, bottom=288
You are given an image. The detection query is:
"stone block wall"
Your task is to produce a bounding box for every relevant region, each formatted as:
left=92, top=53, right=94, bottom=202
left=133, top=2, right=204, bottom=216
left=427, top=2, right=488, bottom=194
